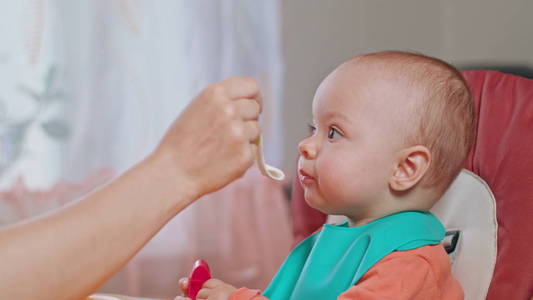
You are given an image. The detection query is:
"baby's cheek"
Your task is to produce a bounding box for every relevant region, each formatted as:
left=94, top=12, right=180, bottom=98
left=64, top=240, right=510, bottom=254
left=316, top=160, right=354, bottom=204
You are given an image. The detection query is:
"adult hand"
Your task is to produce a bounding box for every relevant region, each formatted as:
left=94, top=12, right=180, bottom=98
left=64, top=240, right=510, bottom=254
left=153, top=77, right=263, bottom=201
left=0, top=77, right=263, bottom=300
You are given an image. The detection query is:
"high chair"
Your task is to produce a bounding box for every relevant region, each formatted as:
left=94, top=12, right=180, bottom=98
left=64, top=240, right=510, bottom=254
left=291, top=70, right=533, bottom=300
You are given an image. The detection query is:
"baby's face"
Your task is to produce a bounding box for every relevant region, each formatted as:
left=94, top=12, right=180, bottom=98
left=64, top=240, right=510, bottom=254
left=298, top=64, right=411, bottom=217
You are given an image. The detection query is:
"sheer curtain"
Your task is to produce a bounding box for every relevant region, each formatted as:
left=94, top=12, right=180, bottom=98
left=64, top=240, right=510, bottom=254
left=53, top=0, right=284, bottom=180
left=48, top=0, right=290, bottom=298
left=0, top=0, right=69, bottom=223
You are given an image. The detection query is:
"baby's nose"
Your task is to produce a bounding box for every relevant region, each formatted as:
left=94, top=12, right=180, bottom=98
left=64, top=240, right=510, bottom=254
left=298, top=137, right=317, bottom=159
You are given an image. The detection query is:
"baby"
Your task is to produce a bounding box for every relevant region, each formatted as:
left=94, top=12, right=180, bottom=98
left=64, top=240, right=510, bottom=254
left=177, top=51, right=475, bottom=300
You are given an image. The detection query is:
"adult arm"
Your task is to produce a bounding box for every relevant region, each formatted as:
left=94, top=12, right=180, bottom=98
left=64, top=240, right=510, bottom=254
left=0, top=77, right=263, bottom=300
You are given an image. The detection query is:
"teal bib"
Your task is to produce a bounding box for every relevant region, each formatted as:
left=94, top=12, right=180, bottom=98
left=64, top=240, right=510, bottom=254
left=263, top=211, right=445, bottom=300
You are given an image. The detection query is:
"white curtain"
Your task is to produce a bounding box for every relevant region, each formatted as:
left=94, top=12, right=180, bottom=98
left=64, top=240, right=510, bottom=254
left=0, top=0, right=62, bottom=190
left=50, top=0, right=290, bottom=298
left=53, top=0, right=284, bottom=180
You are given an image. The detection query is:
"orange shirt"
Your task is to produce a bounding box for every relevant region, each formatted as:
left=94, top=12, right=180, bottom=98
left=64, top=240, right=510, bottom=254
left=229, top=245, right=463, bottom=300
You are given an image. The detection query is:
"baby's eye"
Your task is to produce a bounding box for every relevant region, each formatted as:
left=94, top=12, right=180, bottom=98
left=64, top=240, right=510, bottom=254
left=328, top=127, right=341, bottom=139
left=308, top=124, right=317, bottom=135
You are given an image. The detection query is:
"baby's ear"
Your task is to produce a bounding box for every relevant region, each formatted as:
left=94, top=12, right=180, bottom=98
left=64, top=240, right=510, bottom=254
left=389, top=145, right=430, bottom=192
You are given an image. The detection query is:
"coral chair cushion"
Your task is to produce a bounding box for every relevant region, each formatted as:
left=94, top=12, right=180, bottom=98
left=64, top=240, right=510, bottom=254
left=461, top=70, right=533, bottom=300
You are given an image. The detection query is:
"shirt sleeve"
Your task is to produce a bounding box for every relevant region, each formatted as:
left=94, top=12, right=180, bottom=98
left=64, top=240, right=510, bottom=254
left=338, top=254, right=441, bottom=300
left=229, top=288, right=269, bottom=300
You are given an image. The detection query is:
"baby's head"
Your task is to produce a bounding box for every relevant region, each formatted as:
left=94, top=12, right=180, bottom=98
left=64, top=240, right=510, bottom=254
left=298, top=51, right=475, bottom=225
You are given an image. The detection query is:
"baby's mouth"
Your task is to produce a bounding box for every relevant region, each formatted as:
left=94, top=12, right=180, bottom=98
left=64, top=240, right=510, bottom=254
left=298, top=168, right=316, bottom=184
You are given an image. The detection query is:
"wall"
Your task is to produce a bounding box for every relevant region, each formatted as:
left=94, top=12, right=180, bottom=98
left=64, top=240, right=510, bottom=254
left=281, top=0, right=533, bottom=172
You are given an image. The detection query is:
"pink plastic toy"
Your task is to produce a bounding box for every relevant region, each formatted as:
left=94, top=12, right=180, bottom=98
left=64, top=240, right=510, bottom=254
left=187, top=259, right=211, bottom=300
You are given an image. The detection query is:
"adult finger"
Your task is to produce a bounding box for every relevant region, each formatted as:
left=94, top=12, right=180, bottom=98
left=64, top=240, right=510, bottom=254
left=221, top=77, right=263, bottom=112
left=242, top=120, right=261, bottom=143
left=234, top=99, right=261, bottom=121
left=249, top=143, right=258, bottom=166
left=221, top=77, right=259, bottom=99
left=255, top=91, right=264, bottom=114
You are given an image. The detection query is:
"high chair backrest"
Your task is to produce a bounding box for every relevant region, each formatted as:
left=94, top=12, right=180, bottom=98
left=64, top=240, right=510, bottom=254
left=429, top=169, right=497, bottom=299
left=461, top=70, right=533, bottom=300
left=291, top=70, right=533, bottom=300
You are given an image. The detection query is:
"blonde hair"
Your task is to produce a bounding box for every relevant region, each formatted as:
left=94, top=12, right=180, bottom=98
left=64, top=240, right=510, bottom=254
left=356, top=51, right=476, bottom=194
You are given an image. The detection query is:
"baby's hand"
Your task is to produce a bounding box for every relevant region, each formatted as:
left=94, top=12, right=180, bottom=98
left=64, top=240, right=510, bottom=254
left=175, top=277, right=191, bottom=300
left=176, top=277, right=237, bottom=300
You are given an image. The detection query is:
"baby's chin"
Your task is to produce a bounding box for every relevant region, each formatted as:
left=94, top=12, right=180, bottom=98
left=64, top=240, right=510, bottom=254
left=303, top=193, right=325, bottom=212
left=303, top=193, right=342, bottom=215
